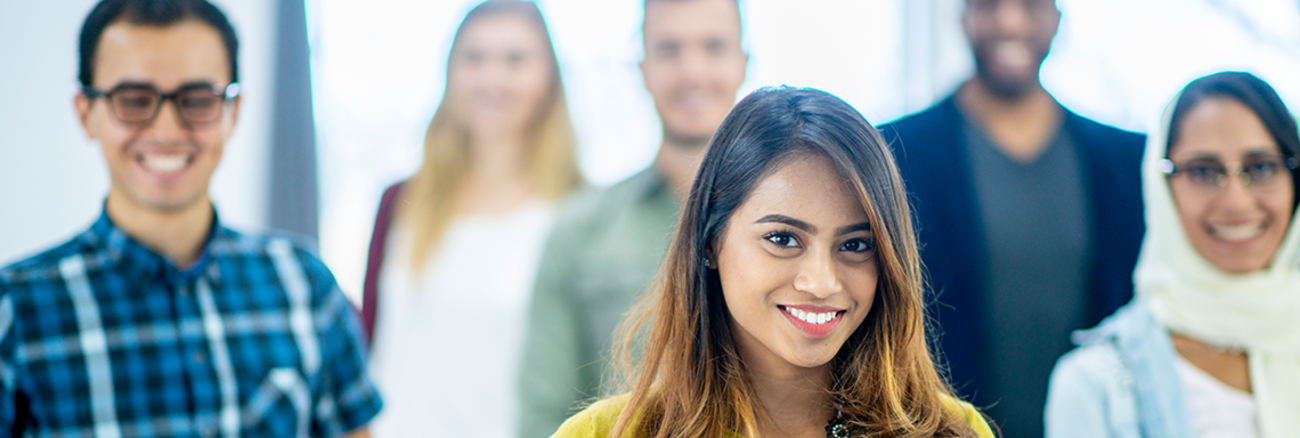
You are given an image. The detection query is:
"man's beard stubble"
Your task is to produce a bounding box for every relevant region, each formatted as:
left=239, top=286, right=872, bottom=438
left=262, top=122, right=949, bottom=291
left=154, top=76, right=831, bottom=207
left=662, top=127, right=713, bottom=151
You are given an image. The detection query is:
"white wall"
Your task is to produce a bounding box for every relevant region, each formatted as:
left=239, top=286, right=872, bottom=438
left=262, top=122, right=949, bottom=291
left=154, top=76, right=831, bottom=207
left=1046, top=0, right=1300, bottom=132
left=0, top=0, right=276, bottom=266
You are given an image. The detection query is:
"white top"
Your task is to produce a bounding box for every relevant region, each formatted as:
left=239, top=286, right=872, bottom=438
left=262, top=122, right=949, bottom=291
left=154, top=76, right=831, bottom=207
left=1173, top=353, right=1260, bottom=438
left=367, top=199, right=556, bottom=438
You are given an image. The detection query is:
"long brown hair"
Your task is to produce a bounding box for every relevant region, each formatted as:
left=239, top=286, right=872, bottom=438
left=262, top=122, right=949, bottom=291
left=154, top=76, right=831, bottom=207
left=609, top=87, right=977, bottom=437
left=399, top=0, right=582, bottom=270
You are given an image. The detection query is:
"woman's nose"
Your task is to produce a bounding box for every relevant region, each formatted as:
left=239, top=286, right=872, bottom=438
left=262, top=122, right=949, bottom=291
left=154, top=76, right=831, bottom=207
left=793, top=250, right=843, bottom=299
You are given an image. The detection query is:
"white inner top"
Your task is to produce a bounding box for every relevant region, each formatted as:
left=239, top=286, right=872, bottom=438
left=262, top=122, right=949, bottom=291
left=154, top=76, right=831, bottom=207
left=1173, top=353, right=1259, bottom=438
left=367, top=199, right=556, bottom=438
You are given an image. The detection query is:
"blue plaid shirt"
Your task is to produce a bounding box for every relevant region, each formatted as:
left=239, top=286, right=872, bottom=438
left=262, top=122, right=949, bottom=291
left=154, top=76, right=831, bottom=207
left=0, top=210, right=382, bottom=438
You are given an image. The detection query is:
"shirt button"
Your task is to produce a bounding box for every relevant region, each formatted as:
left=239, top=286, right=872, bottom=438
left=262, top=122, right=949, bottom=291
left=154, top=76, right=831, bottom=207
left=193, top=351, right=207, bottom=365
left=201, top=426, right=216, bottom=438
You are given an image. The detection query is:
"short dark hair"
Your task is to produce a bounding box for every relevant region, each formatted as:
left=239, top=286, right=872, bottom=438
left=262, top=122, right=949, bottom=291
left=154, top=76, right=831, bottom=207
left=1168, top=71, right=1300, bottom=203
left=642, top=0, right=744, bottom=36
left=79, top=0, right=240, bottom=88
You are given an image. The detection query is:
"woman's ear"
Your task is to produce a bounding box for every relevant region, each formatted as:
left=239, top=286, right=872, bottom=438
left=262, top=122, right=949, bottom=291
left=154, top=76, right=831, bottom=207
left=703, top=247, right=718, bottom=270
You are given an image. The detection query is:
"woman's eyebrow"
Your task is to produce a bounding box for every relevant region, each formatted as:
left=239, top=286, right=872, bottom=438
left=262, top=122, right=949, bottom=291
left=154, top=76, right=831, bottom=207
left=1242, top=148, right=1283, bottom=157
left=756, top=214, right=815, bottom=233
left=835, top=222, right=872, bottom=236
left=756, top=215, right=872, bottom=236
left=1184, top=148, right=1279, bottom=161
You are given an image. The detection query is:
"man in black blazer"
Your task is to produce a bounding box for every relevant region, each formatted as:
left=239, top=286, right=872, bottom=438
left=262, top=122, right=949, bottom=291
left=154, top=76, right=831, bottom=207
left=877, top=0, right=1144, bottom=436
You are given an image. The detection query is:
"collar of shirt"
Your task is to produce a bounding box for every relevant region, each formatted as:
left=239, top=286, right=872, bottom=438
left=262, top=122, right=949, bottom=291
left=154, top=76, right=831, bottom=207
left=631, top=167, right=675, bottom=205
left=77, top=204, right=224, bottom=292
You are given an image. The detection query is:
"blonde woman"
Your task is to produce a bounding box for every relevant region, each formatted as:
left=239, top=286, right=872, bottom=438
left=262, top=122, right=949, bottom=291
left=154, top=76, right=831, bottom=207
left=555, top=88, right=992, bottom=438
left=360, top=1, right=581, bottom=436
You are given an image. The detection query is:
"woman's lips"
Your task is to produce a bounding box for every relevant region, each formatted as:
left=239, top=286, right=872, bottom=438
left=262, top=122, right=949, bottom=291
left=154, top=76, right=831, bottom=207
left=1208, top=221, right=1266, bottom=242
left=779, top=305, right=845, bottom=339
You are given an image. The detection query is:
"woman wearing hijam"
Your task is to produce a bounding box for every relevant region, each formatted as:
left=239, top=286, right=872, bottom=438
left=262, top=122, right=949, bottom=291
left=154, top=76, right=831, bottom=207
left=553, top=87, right=993, bottom=438
left=1046, top=72, right=1300, bottom=438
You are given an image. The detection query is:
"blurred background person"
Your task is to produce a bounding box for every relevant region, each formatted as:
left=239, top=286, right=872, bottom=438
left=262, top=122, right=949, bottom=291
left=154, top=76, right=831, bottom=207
left=554, top=87, right=992, bottom=438
left=877, top=0, right=1146, bottom=435
left=516, top=0, right=747, bottom=436
left=0, top=0, right=380, bottom=436
left=1047, top=71, right=1300, bottom=438
left=359, top=1, right=582, bottom=437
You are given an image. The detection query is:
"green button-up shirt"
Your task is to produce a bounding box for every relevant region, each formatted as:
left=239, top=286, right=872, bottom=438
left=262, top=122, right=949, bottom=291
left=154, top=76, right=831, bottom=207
left=517, top=168, right=680, bottom=438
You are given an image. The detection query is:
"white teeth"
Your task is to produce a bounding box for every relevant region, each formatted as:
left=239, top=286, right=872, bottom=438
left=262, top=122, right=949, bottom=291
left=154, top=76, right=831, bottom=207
left=1211, top=223, right=1264, bottom=242
left=142, top=154, right=188, bottom=173
left=783, top=307, right=838, bottom=325
left=994, top=41, right=1032, bottom=69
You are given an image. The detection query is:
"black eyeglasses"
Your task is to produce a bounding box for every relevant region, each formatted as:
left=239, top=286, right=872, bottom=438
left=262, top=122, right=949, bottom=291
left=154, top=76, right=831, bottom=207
left=83, top=82, right=240, bottom=128
left=1160, top=153, right=1298, bottom=192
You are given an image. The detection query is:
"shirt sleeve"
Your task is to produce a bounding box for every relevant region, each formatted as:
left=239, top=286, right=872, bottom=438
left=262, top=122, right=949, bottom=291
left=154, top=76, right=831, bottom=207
left=0, top=293, right=19, bottom=435
left=956, top=400, right=995, bottom=438
left=518, top=217, right=592, bottom=438
left=303, top=254, right=382, bottom=438
left=1044, top=345, right=1118, bottom=438
left=549, top=395, right=629, bottom=438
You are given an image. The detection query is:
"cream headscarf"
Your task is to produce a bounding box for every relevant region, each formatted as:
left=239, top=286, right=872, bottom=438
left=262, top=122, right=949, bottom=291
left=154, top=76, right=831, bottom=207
left=1135, top=88, right=1300, bottom=437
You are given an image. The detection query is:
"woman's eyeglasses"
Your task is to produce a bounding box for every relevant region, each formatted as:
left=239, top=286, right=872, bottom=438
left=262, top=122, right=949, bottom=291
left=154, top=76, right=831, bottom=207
left=1160, top=153, right=1298, bottom=191
left=83, top=82, right=240, bottom=128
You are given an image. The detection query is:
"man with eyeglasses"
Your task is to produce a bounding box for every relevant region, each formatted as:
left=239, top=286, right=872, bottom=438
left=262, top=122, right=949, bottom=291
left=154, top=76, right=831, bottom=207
left=876, top=0, right=1146, bottom=436
left=0, top=1, right=380, bottom=437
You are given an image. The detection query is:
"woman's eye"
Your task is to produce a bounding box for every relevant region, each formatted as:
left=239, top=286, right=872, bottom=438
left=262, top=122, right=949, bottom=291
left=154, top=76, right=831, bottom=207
left=461, top=51, right=484, bottom=65
left=840, top=238, right=877, bottom=253
left=1183, top=161, right=1224, bottom=183
left=764, top=232, right=798, bottom=248
left=1245, top=160, right=1280, bottom=180
left=507, top=52, right=527, bottom=67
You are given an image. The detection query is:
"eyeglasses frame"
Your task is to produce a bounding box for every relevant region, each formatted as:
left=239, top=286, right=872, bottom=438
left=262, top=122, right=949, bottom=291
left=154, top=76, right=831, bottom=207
left=1159, top=153, right=1299, bottom=189
left=82, top=82, right=241, bottom=129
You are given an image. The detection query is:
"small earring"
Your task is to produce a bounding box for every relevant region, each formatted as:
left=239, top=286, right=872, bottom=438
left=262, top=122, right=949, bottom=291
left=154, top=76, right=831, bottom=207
left=702, top=258, right=712, bottom=268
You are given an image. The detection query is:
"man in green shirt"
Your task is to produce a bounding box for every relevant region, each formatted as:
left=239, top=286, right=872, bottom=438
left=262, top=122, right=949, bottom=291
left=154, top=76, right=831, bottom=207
left=516, top=0, right=747, bottom=436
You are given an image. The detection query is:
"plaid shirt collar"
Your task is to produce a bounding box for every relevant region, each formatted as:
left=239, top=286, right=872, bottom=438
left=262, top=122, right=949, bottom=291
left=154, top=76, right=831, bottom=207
left=78, top=205, right=225, bottom=291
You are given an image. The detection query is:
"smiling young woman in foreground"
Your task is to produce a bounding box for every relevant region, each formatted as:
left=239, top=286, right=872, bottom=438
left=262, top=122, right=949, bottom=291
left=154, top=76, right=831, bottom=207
left=553, top=87, right=992, bottom=438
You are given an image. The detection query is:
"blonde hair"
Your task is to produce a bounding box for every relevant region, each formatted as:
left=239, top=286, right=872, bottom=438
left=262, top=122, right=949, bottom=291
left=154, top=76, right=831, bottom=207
left=399, top=0, right=582, bottom=271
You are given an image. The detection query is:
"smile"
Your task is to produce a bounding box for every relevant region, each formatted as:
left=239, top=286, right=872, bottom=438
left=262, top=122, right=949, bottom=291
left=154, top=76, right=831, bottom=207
left=992, top=41, right=1032, bottom=70
left=138, top=152, right=193, bottom=174
left=1209, top=222, right=1265, bottom=242
left=779, top=305, right=845, bottom=338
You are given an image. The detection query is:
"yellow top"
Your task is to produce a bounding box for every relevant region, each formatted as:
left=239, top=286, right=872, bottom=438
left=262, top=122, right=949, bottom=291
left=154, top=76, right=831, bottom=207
left=551, top=393, right=995, bottom=438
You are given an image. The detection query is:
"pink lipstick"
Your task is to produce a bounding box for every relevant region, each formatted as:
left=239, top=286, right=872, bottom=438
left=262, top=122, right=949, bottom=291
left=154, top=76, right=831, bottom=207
left=779, top=305, right=844, bottom=338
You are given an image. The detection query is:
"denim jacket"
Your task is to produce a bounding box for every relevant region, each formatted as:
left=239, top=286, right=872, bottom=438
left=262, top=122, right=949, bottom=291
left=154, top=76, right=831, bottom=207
left=1045, top=299, right=1195, bottom=438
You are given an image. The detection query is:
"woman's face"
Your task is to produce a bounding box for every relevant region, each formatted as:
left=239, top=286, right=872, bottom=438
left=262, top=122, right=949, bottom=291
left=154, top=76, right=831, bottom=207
left=448, top=13, right=553, bottom=140
left=714, top=153, right=880, bottom=372
left=1169, top=97, right=1294, bottom=273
